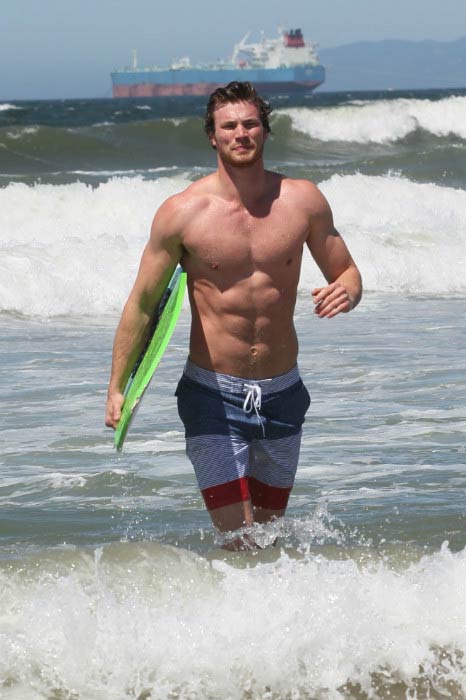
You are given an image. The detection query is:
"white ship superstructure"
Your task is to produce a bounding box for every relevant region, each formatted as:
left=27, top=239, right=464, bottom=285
left=232, top=28, right=320, bottom=69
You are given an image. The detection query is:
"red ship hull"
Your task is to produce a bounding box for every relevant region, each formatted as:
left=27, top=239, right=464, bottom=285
left=112, top=80, right=322, bottom=98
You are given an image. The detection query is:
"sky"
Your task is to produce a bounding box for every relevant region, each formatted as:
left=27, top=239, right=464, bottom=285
left=1, top=0, right=466, bottom=100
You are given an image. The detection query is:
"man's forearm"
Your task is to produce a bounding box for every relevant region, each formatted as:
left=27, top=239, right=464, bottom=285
left=107, top=300, right=151, bottom=395
left=336, top=262, right=362, bottom=310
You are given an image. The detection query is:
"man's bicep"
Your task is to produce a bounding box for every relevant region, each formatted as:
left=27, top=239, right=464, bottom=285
left=130, top=207, right=183, bottom=313
left=306, top=197, right=354, bottom=283
left=308, top=228, right=355, bottom=284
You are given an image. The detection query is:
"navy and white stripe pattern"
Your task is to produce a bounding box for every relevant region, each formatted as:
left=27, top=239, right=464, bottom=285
left=176, top=361, right=310, bottom=500
left=186, top=431, right=302, bottom=490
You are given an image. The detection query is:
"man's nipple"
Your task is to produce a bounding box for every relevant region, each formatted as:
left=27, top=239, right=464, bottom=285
left=210, top=262, right=219, bottom=270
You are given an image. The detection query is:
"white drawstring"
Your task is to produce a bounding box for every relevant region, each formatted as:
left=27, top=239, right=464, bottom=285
left=243, top=384, right=265, bottom=436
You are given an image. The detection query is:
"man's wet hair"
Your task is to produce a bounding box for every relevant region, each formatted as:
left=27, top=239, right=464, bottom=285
left=204, top=81, right=272, bottom=137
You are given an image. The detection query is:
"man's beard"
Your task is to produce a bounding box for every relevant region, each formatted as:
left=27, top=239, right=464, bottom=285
left=219, top=142, right=264, bottom=169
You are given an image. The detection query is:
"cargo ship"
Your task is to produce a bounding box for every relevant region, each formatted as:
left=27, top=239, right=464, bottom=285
left=111, top=28, right=325, bottom=98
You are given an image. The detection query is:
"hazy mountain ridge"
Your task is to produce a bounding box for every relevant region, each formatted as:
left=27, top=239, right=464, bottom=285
left=319, top=37, right=466, bottom=90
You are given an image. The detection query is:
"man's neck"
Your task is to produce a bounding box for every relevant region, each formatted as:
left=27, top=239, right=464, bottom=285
left=216, top=157, right=269, bottom=209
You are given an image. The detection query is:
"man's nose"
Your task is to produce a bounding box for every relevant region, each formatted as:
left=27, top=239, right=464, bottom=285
left=235, top=124, right=248, bottom=138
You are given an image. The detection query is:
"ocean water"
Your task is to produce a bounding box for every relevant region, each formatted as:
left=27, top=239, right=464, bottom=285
left=1, top=89, right=466, bottom=699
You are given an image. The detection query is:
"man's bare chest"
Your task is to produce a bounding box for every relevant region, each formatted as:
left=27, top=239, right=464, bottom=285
left=182, top=205, right=308, bottom=270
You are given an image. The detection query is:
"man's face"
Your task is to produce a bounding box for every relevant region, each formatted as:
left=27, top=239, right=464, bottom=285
left=209, top=101, right=267, bottom=168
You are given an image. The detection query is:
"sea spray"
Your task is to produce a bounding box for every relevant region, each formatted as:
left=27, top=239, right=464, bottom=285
left=1, top=540, right=466, bottom=699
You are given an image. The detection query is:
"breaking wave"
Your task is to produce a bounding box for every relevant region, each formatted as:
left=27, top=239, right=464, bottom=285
left=2, top=95, right=466, bottom=178
left=1, top=173, right=466, bottom=317
left=278, top=95, right=466, bottom=143
left=0, top=103, right=22, bottom=112
left=1, top=540, right=466, bottom=700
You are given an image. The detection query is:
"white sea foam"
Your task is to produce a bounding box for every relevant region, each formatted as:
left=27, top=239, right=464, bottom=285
left=161, top=116, right=188, bottom=126
left=6, top=126, right=39, bottom=140
left=0, top=103, right=21, bottom=112
left=0, top=176, right=190, bottom=317
left=314, top=173, right=466, bottom=296
left=1, top=173, right=465, bottom=318
left=279, top=95, right=466, bottom=143
left=1, top=541, right=466, bottom=699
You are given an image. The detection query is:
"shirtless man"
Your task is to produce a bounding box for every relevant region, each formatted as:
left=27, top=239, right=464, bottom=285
left=106, top=81, right=362, bottom=547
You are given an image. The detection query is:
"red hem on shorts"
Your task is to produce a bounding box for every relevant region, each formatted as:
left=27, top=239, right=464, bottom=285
left=201, top=476, right=291, bottom=511
left=201, top=477, right=250, bottom=510
left=249, top=477, right=291, bottom=510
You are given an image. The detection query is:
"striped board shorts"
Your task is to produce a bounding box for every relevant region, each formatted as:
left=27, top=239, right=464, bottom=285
left=175, top=360, right=311, bottom=512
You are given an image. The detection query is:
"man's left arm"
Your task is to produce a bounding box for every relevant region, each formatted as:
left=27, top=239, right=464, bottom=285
left=305, top=185, right=362, bottom=319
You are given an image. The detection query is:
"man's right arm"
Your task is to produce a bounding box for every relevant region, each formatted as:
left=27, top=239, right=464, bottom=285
left=105, top=198, right=183, bottom=429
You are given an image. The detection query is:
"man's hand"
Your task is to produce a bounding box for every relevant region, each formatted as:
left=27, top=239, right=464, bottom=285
left=105, top=392, right=125, bottom=429
left=312, top=282, right=353, bottom=319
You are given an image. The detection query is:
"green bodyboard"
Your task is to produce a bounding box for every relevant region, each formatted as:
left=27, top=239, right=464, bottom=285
left=114, top=267, right=187, bottom=451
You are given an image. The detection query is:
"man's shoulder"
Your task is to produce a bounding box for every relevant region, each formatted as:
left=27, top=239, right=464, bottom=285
left=279, top=175, right=328, bottom=214
left=153, top=176, right=218, bottom=234
left=164, top=175, right=216, bottom=211
left=281, top=175, right=321, bottom=197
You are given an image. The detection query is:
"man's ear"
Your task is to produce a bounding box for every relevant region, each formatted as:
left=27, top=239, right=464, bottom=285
left=209, top=135, right=217, bottom=150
